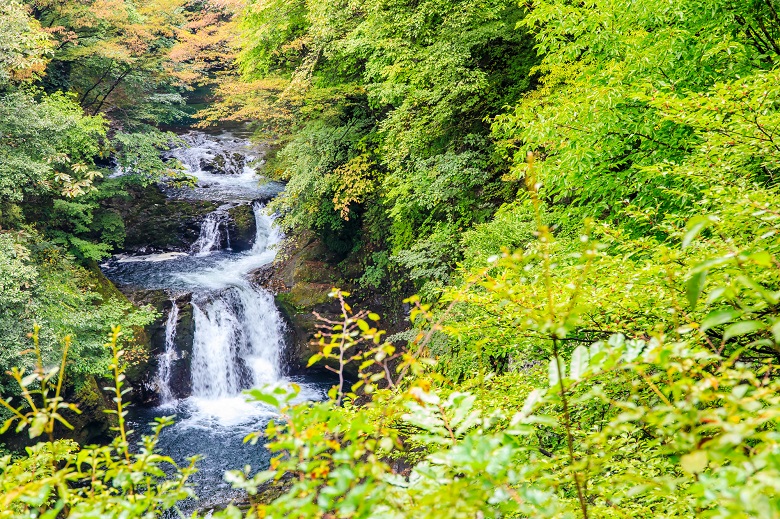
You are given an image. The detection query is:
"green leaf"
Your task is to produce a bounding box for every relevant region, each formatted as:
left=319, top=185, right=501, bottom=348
left=749, top=250, right=773, bottom=267
left=772, top=319, right=780, bottom=344
left=569, top=345, right=589, bottom=381
left=723, top=320, right=764, bottom=342
left=520, top=388, right=543, bottom=419
left=683, top=215, right=714, bottom=248
left=700, top=308, right=743, bottom=332
left=548, top=357, right=564, bottom=387
left=21, top=373, right=37, bottom=387
left=307, top=353, right=323, bottom=367
left=0, top=417, right=15, bottom=435
left=244, top=389, right=280, bottom=408
left=686, top=270, right=708, bottom=310
left=680, top=450, right=708, bottom=474
left=29, top=412, right=48, bottom=439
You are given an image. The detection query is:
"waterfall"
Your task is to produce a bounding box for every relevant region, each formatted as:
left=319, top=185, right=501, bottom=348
left=157, top=301, right=180, bottom=404
left=191, top=212, right=223, bottom=255
left=102, top=129, right=323, bottom=511
left=250, top=202, right=279, bottom=253
left=190, top=285, right=282, bottom=398
left=188, top=203, right=284, bottom=399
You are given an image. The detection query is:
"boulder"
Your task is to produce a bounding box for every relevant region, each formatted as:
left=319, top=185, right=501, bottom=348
left=200, top=152, right=246, bottom=175
left=226, top=204, right=256, bottom=252
left=104, top=183, right=218, bottom=254
left=119, top=289, right=196, bottom=405
left=252, top=233, right=346, bottom=376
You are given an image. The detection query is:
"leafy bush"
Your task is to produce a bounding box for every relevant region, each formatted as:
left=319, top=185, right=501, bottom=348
left=0, top=328, right=196, bottom=518
left=217, top=195, right=780, bottom=517
left=217, top=0, right=536, bottom=266
left=0, top=232, right=155, bottom=394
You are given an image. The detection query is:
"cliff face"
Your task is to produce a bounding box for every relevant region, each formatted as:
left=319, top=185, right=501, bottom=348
left=252, top=232, right=343, bottom=375
left=252, top=231, right=410, bottom=380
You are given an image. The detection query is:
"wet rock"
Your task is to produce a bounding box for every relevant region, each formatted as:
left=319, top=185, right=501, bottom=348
left=200, top=152, right=246, bottom=175
left=119, top=289, right=195, bottom=404
left=226, top=204, right=256, bottom=252
left=104, top=183, right=218, bottom=254
left=61, top=376, right=116, bottom=444
left=167, top=298, right=195, bottom=399
left=251, top=233, right=346, bottom=376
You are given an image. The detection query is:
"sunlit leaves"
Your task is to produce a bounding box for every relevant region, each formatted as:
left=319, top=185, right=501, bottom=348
left=0, top=1, right=52, bottom=85
left=0, top=327, right=197, bottom=517
left=0, top=91, right=108, bottom=203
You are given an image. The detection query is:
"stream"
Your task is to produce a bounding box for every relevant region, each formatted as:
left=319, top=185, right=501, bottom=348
left=101, top=129, right=330, bottom=512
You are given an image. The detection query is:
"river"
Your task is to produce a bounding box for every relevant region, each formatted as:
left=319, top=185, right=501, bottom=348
left=101, top=129, right=330, bottom=513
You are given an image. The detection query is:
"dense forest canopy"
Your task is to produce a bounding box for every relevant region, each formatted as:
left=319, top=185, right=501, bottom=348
left=3, top=0, right=780, bottom=517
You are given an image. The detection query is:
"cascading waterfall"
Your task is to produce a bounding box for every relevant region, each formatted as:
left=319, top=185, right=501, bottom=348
left=191, top=212, right=224, bottom=255
left=102, top=130, right=327, bottom=512
left=250, top=202, right=273, bottom=253
left=188, top=201, right=284, bottom=400
left=190, top=285, right=282, bottom=398
left=156, top=301, right=180, bottom=404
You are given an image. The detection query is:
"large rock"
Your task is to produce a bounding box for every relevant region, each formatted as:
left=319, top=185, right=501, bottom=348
left=226, top=204, right=256, bottom=252
left=120, top=289, right=195, bottom=405
left=105, top=183, right=218, bottom=254
left=252, top=233, right=350, bottom=376
left=200, top=152, right=246, bottom=175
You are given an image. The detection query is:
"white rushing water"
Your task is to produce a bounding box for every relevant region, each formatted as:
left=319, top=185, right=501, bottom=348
left=178, top=203, right=287, bottom=425
left=105, top=132, right=303, bottom=425
left=190, top=211, right=225, bottom=256
left=157, top=301, right=180, bottom=404
left=189, top=203, right=291, bottom=426
left=191, top=286, right=282, bottom=397
left=163, top=131, right=282, bottom=203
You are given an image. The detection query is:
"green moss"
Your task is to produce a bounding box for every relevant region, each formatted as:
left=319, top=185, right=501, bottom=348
left=283, top=283, right=332, bottom=309
left=276, top=292, right=304, bottom=313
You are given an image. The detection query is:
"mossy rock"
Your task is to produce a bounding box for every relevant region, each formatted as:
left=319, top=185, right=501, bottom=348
left=113, top=289, right=196, bottom=404
left=286, top=282, right=332, bottom=308
left=292, top=260, right=340, bottom=285
left=226, top=204, right=256, bottom=252
left=104, top=183, right=218, bottom=253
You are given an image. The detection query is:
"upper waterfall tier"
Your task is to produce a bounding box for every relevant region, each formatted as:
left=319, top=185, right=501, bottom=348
left=161, top=131, right=284, bottom=203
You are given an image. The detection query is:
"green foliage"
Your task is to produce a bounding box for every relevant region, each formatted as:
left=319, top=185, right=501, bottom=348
left=0, top=232, right=155, bottom=394
left=32, top=0, right=199, bottom=126
left=359, top=251, right=390, bottom=289
left=0, top=326, right=79, bottom=440
left=225, top=0, right=536, bottom=266
left=0, top=1, right=51, bottom=86
left=493, top=0, right=780, bottom=228
left=268, top=115, right=373, bottom=255
left=0, top=91, right=107, bottom=203
left=113, top=131, right=184, bottom=183
left=0, top=1, right=202, bottom=391
left=0, top=327, right=197, bottom=518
